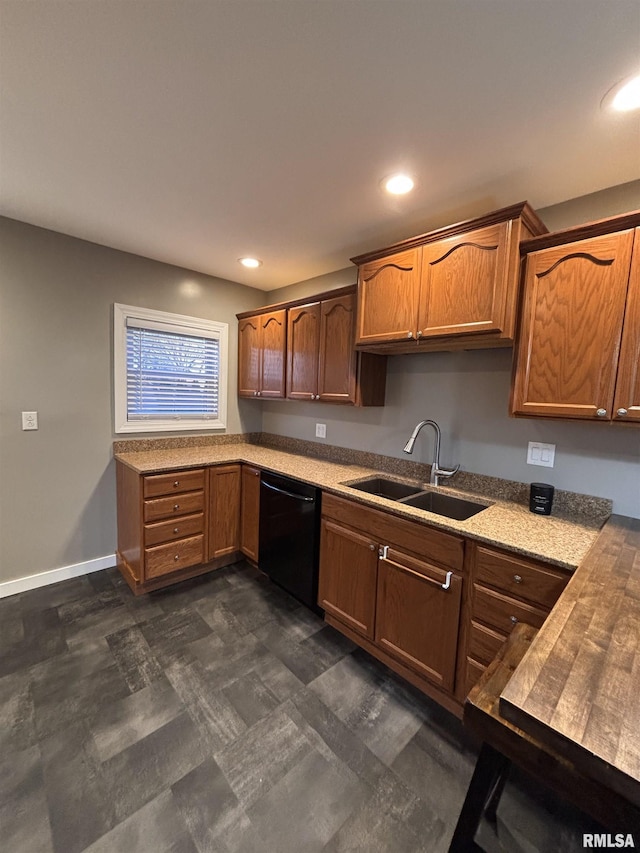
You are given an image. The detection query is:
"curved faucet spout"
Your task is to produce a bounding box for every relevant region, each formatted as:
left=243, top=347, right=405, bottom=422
left=402, top=419, right=459, bottom=486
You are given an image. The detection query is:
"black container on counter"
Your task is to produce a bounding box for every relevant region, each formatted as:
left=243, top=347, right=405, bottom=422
left=529, top=482, right=554, bottom=515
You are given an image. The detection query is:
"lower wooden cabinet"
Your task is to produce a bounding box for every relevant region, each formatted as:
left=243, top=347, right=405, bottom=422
left=461, top=542, right=569, bottom=697
left=240, top=465, right=260, bottom=563
left=208, top=465, right=241, bottom=560
left=319, top=493, right=464, bottom=710
left=318, top=518, right=379, bottom=640
left=116, top=460, right=243, bottom=595
left=376, top=547, right=462, bottom=693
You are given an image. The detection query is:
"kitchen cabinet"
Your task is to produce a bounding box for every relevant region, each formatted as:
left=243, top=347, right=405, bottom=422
left=461, top=543, right=569, bottom=697
left=238, top=285, right=387, bottom=407
left=319, top=493, right=464, bottom=711
left=115, top=460, right=242, bottom=594
left=353, top=202, right=547, bottom=353
left=318, top=517, right=379, bottom=640
left=208, top=464, right=241, bottom=560
left=240, top=464, right=260, bottom=563
left=376, top=546, right=462, bottom=692
left=238, top=309, right=286, bottom=398
left=511, top=213, right=640, bottom=423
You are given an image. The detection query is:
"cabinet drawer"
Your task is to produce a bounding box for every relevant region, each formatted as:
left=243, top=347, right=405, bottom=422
left=144, top=513, right=204, bottom=547
left=473, top=584, right=548, bottom=635
left=144, top=490, right=204, bottom=523
left=475, top=545, right=568, bottom=609
left=143, top=469, right=205, bottom=498
left=465, top=658, right=486, bottom=696
left=144, top=534, right=204, bottom=579
left=468, top=620, right=507, bottom=666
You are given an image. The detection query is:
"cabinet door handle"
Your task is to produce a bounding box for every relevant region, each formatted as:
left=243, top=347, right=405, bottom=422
left=381, top=553, right=454, bottom=591
left=369, top=543, right=376, bottom=551
left=616, top=408, right=628, bottom=417
left=407, top=331, right=413, bottom=339
left=596, top=408, right=607, bottom=418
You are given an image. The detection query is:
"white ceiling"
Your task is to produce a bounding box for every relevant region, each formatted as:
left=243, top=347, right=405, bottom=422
left=1, top=1, right=639, bottom=291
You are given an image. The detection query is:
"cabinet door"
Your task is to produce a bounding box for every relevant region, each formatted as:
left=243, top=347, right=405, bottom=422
left=240, top=465, right=260, bottom=563
left=356, top=248, right=421, bottom=344
left=260, top=310, right=286, bottom=398
left=287, top=302, right=320, bottom=400
left=375, top=548, right=462, bottom=692
left=318, top=293, right=357, bottom=404
left=208, top=465, right=241, bottom=560
left=511, top=230, right=635, bottom=420
left=238, top=316, right=261, bottom=398
left=418, top=222, right=511, bottom=338
left=613, top=228, right=640, bottom=423
left=318, top=519, right=378, bottom=640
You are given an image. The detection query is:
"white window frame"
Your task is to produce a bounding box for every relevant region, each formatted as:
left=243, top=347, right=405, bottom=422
left=113, top=303, right=228, bottom=433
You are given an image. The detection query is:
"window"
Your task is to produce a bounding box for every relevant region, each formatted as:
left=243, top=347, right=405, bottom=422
left=113, top=303, right=228, bottom=433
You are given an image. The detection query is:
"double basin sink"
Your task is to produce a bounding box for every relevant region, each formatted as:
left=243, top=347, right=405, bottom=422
left=344, top=476, right=489, bottom=521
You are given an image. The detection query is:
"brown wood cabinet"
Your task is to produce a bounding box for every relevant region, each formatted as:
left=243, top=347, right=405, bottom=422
left=240, top=464, right=260, bottom=563
left=318, top=517, right=379, bottom=640
left=376, top=546, right=462, bottom=692
left=319, top=493, right=464, bottom=711
left=512, top=212, right=640, bottom=423
left=353, top=202, right=546, bottom=353
left=460, top=542, right=569, bottom=698
left=238, top=285, right=387, bottom=407
left=238, top=309, right=286, bottom=399
left=115, top=460, right=243, bottom=595
left=208, top=465, right=241, bottom=560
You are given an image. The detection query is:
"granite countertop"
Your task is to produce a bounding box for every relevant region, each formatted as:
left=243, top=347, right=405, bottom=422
left=115, top=443, right=606, bottom=570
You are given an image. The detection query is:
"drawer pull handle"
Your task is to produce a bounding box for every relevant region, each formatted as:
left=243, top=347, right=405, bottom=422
left=174, top=527, right=179, bottom=534
left=174, top=554, right=179, bottom=562
left=174, top=480, right=180, bottom=487
left=369, top=544, right=376, bottom=551
left=174, top=504, right=180, bottom=510
left=513, top=574, right=522, bottom=584
left=510, top=615, right=518, bottom=624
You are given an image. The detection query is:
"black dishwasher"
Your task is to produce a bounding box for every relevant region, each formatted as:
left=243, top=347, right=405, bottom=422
left=259, top=471, right=322, bottom=613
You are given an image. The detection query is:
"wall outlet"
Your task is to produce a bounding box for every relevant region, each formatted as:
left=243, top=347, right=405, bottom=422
left=315, top=423, right=327, bottom=439
left=22, top=411, right=38, bottom=430
left=527, top=441, right=555, bottom=468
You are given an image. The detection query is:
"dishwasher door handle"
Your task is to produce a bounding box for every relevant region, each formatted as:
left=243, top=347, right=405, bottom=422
left=261, top=480, right=315, bottom=502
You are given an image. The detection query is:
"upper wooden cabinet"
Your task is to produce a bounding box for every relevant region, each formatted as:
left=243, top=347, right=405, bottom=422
left=238, top=309, right=286, bottom=399
left=511, top=212, right=640, bottom=423
left=352, top=202, right=547, bottom=353
left=238, top=286, right=387, bottom=407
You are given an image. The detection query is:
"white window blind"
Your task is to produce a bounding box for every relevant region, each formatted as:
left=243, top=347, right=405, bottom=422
left=126, top=323, right=220, bottom=420
left=114, top=304, right=228, bottom=433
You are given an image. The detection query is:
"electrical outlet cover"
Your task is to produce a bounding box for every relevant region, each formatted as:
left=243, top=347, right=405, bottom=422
left=315, top=423, right=326, bottom=439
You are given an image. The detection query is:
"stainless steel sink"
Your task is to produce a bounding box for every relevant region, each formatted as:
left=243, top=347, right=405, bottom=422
left=399, top=490, right=488, bottom=521
left=345, top=476, right=423, bottom=500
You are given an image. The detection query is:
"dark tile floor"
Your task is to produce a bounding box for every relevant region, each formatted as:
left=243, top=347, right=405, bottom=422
left=0, top=562, right=602, bottom=852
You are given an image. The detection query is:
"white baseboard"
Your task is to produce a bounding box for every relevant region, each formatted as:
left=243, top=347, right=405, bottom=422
left=0, top=554, right=117, bottom=599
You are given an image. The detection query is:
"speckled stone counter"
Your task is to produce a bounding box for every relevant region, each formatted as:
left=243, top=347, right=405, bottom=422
left=115, top=442, right=608, bottom=570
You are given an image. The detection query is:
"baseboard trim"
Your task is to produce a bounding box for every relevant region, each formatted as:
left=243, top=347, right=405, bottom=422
left=0, top=554, right=117, bottom=599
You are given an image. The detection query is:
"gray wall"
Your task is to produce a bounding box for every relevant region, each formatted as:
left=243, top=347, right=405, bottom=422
left=260, top=181, right=640, bottom=518
left=0, top=218, right=264, bottom=584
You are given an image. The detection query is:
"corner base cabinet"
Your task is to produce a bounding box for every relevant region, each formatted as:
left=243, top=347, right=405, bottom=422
left=116, top=460, right=243, bottom=595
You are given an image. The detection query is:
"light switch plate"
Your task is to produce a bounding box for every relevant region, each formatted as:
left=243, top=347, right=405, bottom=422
left=22, top=411, right=38, bottom=430
left=527, top=441, right=555, bottom=468
left=315, top=423, right=326, bottom=439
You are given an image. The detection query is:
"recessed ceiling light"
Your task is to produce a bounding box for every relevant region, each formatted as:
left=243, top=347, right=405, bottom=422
left=384, top=173, right=415, bottom=195
left=238, top=257, right=262, bottom=268
left=602, top=73, right=640, bottom=112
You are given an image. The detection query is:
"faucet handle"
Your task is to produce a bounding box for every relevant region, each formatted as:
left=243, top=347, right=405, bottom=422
left=435, top=464, right=460, bottom=480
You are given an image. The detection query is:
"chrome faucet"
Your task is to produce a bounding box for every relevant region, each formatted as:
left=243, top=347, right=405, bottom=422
left=403, top=419, right=460, bottom=486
